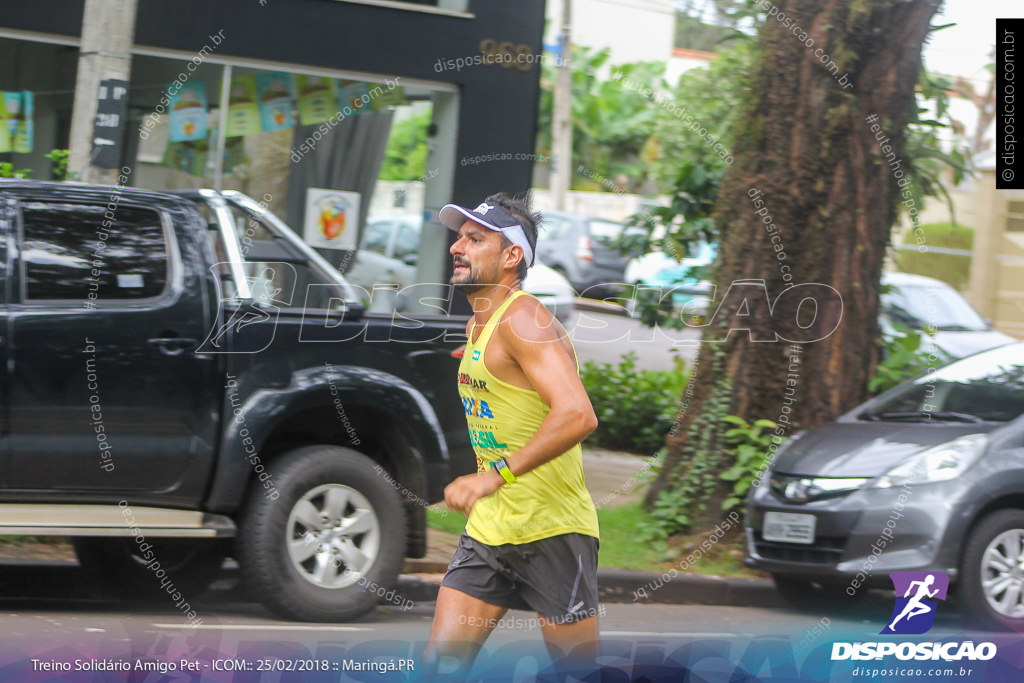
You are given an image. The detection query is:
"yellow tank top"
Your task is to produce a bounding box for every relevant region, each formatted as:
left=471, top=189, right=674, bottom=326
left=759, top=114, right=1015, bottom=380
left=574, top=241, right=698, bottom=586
left=458, top=290, right=599, bottom=545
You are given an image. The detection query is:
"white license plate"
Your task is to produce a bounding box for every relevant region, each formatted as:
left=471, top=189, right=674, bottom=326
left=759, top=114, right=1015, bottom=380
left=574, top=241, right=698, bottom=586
left=763, top=512, right=816, bottom=544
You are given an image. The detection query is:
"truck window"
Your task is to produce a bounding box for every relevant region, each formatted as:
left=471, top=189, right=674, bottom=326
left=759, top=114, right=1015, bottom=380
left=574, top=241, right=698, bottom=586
left=19, top=203, right=169, bottom=302
left=213, top=203, right=348, bottom=311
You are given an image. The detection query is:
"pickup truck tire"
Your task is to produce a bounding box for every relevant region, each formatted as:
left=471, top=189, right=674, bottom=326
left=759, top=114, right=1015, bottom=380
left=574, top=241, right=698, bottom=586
left=237, top=445, right=407, bottom=622
left=73, top=537, right=229, bottom=598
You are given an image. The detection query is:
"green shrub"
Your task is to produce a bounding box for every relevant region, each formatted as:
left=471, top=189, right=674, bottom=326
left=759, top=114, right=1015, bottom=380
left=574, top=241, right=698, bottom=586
left=580, top=351, right=689, bottom=454
left=719, top=415, right=779, bottom=511
left=0, top=162, right=30, bottom=179
left=0, top=149, right=73, bottom=181
left=642, top=413, right=779, bottom=544
left=45, top=149, right=71, bottom=181
left=870, top=323, right=952, bottom=395
left=897, top=221, right=973, bottom=291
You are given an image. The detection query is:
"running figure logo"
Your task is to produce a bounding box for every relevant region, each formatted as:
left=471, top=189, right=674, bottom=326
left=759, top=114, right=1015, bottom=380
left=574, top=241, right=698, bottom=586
left=881, top=571, right=949, bottom=635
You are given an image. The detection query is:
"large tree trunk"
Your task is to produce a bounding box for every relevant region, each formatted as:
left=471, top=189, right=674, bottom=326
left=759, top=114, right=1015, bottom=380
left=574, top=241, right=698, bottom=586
left=646, top=0, right=942, bottom=530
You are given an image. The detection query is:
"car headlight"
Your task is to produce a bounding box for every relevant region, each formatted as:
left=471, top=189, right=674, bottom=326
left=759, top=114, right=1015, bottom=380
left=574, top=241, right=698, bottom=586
left=872, top=434, right=988, bottom=488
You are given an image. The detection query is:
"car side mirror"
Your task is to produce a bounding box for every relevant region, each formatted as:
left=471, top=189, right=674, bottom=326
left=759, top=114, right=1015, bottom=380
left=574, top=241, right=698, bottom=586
left=402, top=254, right=418, bottom=266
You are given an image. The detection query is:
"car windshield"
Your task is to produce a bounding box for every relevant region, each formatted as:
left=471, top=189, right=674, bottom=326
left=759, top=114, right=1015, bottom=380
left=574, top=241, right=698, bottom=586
left=591, top=220, right=647, bottom=256
left=882, top=281, right=988, bottom=331
left=588, top=220, right=626, bottom=245
left=860, top=343, right=1024, bottom=422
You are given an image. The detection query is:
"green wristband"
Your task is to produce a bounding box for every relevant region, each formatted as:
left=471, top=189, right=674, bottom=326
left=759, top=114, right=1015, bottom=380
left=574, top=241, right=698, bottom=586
left=490, top=457, right=516, bottom=484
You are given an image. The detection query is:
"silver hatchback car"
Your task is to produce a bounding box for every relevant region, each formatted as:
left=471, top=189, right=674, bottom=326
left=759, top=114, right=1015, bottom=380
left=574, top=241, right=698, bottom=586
left=746, top=342, right=1024, bottom=628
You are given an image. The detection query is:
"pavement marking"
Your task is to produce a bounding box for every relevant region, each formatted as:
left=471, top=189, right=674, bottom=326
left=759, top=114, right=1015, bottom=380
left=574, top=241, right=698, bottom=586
left=153, top=624, right=372, bottom=631
left=602, top=631, right=740, bottom=638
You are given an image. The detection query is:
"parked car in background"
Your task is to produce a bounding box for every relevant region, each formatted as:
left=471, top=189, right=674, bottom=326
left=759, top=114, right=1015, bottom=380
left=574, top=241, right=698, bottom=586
left=347, top=216, right=576, bottom=321
left=745, top=342, right=1024, bottom=628
left=345, top=215, right=422, bottom=290
left=881, top=272, right=1015, bottom=358
left=618, top=253, right=1017, bottom=356
left=534, top=211, right=644, bottom=298
left=624, top=242, right=717, bottom=316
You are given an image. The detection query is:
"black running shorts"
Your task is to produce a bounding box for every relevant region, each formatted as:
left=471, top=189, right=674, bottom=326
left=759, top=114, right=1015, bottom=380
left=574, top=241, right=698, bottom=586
left=440, top=531, right=600, bottom=624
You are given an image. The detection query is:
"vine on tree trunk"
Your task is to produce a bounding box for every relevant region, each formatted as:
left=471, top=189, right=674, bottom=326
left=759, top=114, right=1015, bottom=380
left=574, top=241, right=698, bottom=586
left=645, top=342, right=733, bottom=540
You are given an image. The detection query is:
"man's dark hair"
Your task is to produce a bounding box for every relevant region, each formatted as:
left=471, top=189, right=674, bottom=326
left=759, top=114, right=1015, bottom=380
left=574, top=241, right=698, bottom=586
left=485, top=191, right=541, bottom=281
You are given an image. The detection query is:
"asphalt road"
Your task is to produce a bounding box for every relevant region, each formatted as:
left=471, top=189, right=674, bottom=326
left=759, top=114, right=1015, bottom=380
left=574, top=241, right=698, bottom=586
left=564, top=308, right=701, bottom=371
left=0, top=563, right=1014, bottom=682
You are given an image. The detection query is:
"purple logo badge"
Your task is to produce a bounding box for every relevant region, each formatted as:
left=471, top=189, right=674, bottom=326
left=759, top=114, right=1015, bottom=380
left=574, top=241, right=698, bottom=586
left=881, top=571, right=949, bottom=635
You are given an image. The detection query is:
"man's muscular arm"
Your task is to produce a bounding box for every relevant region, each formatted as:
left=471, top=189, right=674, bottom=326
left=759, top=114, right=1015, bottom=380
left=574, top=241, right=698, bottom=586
left=498, top=298, right=598, bottom=475
left=443, top=298, right=597, bottom=516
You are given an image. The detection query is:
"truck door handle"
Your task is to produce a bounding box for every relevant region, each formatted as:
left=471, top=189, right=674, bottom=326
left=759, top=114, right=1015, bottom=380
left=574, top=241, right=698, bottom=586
left=148, top=337, right=197, bottom=355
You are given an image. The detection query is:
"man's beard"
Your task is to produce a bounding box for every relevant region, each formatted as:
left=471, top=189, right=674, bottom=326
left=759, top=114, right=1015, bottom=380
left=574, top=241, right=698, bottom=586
left=450, top=261, right=488, bottom=292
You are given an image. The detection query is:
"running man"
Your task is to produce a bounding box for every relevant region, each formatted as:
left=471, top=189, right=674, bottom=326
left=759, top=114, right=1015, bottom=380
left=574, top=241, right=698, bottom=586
left=888, top=574, right=939, bottom=631
left=424, top=193, right=601, bottom=675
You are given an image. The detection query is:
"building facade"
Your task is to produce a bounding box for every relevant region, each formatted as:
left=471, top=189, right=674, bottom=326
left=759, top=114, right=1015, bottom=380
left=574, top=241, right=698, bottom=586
left=0, top=0, right=547, bottom=311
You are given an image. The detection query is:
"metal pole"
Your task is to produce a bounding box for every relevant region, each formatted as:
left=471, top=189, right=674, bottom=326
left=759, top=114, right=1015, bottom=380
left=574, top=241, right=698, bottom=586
left=551, top=0, right=573, bottom=211
left=212, top=63, right=232, bottom=191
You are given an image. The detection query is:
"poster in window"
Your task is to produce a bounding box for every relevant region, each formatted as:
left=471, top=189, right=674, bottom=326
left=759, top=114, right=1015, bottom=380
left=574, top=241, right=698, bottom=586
left=168, top=81, right=208, bottom=142
left=162, top=139, right=201, bottom=176
left=0, top=93, right=12, bottom=153
left=335, top=80, right=369, bottom=116
left=13, top=91, right=32, bottom=153
left=256, top=72, right=294, bottom=131
left=225, top=76, right=261, bottom=137
left=163, top=134, right=244, bottom=177
left=296, top=76, right=337, bottom=125
left=304, top=188, right=360, bottom=250
left=3, top=92, right=21, bottom=142
left=370, top=83, right=405, bottom=110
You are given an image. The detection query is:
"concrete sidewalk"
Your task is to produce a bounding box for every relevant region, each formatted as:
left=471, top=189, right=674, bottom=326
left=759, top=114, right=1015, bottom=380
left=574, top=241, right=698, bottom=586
left=403, top=448, right=785, bottom=609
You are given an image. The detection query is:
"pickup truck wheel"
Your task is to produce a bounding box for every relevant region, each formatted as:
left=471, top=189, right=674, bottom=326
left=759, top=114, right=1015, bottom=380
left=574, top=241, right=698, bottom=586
left=73, top=537, right=228, bottom=598
left=238, top=445, right=407, bottom=622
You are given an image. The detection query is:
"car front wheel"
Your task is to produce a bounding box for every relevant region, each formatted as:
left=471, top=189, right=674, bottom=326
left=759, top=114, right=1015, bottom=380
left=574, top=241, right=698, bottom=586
left=237, top=445, right=407, bottom=622
left=960, top=509, right=1024, bottom=629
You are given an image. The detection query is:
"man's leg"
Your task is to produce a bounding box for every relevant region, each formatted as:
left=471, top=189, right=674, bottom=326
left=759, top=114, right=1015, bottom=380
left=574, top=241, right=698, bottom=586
left=424, top=586, right=508, bottom=677
left=498, top=533, right=600, bottom=672
left=539, top=614, right=600, bottom=667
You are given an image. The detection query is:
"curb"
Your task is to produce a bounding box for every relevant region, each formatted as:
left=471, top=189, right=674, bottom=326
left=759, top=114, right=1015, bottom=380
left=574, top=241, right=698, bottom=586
left=398, top=569, right=787, bottom=609
left=596, top=568, right=786, bottom=608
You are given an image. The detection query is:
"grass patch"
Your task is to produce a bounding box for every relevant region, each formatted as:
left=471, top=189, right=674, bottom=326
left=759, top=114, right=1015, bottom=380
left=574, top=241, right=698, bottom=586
left=427, top=506, right=466, bottom=535
left=594, top=504, right=663, bottom=570
left=0, top=536, right=40, bottom=546
left=426, top=503, right=758, bottom=576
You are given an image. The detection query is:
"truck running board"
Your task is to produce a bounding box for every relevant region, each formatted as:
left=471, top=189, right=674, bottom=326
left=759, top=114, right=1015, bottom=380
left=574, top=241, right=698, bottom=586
left=0, top=505, right=236, bottom=537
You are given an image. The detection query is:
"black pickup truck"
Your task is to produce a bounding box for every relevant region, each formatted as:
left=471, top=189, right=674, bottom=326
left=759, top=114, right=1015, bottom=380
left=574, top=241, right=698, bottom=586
left=0, top=180, right=472, bottom=621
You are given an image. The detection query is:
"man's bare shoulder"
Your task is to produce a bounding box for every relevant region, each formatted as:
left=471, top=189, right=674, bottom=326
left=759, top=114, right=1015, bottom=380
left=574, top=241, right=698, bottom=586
left=500, top=294, right=570, bottom=348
